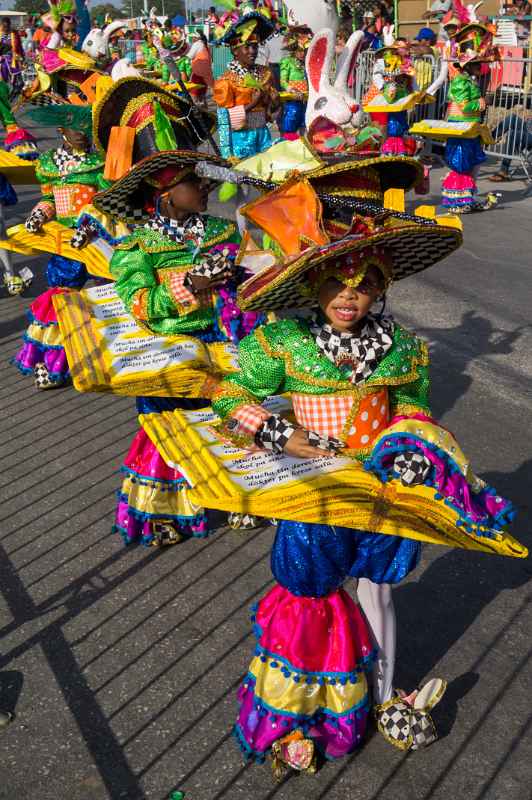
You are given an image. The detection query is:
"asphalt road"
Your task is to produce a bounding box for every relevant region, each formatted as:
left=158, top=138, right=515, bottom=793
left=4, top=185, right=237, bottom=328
left=0, top=139, right=531, bottom=800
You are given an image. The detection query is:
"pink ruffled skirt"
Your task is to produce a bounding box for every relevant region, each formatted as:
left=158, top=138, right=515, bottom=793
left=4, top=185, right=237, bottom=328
left=235, top=584, right=373, bottom=761
left=13, top=288, right=69, bottom=383
left=114, top=428, right=208, bottom=546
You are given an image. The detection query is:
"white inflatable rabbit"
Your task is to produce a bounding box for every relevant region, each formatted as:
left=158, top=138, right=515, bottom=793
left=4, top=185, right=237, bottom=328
left=82, top=19, right=130, bottom=61
left=283, top=0, right=339, bottom=35
left=305, top=28, right=365, bottom=153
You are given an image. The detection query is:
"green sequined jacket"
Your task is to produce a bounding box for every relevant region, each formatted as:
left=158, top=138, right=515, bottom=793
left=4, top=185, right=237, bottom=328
left=212, top=317, right=431, bottom=443
left=110, top=215, right=239, bottom=337
left=34, top=149, right=110, bottom=228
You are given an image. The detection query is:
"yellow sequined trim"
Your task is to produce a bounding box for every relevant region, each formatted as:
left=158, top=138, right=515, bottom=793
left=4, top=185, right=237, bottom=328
left=211, top=382, right=257, bottom=405
left=392, top=402, right=431, bottom=417
left=115, top=222, right=237, bottom=254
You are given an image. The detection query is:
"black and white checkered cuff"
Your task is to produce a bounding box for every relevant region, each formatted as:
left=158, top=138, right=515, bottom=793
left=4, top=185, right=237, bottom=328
left=188, top=249, right=233, bottom=280
left=255, top=414, right=296, bottom=453
left=306, top=430, right=344, bottom=453
left=25, top=208, right=47, bottom=233
left=393, top=452, right=431, bottom=486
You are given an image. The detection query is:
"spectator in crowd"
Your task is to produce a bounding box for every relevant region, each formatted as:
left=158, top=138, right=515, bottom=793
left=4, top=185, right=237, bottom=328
left=414, top=26, right=437, bottom=51
left=489, top=112, right=532, bottom=181
left=362, top=11, right=382, bottom=50
left=257, top=21, right=287, bottom=91
left=380, top=0, right=395, bottom=24
left=206, top=6, right=219, bottom=25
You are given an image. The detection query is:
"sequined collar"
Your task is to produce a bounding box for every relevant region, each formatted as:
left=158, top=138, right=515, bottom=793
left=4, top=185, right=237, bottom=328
left=53, top=146, right=89, bottom=175
left=309, top=312, right=394, bottom=385
left=144, top=212, right=206, bottom=245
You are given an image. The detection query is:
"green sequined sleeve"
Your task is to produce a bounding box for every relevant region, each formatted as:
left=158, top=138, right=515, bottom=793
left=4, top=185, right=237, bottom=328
left=389, top=363, right=431, bottom=416
left=212, top=327, right=286, bottom=421
left=110, top=245, right=182, bottom=328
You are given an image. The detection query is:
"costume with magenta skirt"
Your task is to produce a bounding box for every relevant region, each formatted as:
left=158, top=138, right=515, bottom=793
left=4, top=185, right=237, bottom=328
left=211, top=228, right=519, bottom=763
left=212, top=316, right=434, bottom=761
left=110, top=216, right=264, bottom=545
left=442, top=72, right=486, bottom=208
left=13, top=256, right=87, bottom=384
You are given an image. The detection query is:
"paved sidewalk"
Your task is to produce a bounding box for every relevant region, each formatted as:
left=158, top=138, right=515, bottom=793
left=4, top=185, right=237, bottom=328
left=0, top=164, right=531, bottom=800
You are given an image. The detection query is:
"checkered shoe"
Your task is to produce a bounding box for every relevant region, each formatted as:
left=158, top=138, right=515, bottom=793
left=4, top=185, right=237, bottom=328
left=375, top=678, right=447, bottom=751
left=227, top=512, right=262, bottom=530
left=149, top=521, right=184, bottom=547
left=34, top=362, right=61, bottom=390
left=4, top=275, right=24, bottom=296
left=393, top=452, right=431, bottom=486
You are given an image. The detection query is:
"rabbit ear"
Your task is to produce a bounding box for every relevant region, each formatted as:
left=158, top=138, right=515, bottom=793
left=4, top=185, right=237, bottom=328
left=305, top=28, right=336, bottom=96
left=382, top=23, right=395, bottom=46
left=334, top=29, right=364, bottom=90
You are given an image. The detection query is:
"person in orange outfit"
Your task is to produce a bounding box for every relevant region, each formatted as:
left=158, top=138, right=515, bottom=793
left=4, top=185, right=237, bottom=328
left=213, top=11, right=279, bottom=160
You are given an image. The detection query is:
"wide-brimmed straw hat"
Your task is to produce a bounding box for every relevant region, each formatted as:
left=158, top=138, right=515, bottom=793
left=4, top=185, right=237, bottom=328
left=237, top=215, right=463, bottom=312
left=92, top=76, right=214, bottom=159
left=91, top=76, right=219, bottom=223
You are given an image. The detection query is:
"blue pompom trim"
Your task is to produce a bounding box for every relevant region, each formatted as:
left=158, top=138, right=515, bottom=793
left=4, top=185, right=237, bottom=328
left=365, top=432, right=516, bottom=535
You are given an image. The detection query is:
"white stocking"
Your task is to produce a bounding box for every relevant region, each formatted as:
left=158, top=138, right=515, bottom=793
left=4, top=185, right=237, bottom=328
left=0, top=205, right=13, bottom=277
left=357, top=579, right=396, bottom=705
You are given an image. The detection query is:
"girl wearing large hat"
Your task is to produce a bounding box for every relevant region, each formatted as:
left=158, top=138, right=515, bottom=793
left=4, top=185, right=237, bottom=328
left=11, top=102, right=128, bottom=388
left=213, top=10, right=279, bottom=160
left=210, top=186, right=521, bottom=771
left=90, top=76, right=265, bottom=545
left=278, top=25, right=311, bottom=140
left=441, top=24, right=498, bottom=212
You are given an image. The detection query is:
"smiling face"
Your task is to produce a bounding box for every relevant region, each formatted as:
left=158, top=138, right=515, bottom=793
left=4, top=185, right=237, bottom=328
left=318, top=266, right=384, bottom=333
left=231, top=41, right=259, bottom=67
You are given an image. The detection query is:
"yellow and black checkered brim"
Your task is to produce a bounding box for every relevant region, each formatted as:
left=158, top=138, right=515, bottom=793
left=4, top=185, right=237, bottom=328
left=237, top=222, right=463, bottom=312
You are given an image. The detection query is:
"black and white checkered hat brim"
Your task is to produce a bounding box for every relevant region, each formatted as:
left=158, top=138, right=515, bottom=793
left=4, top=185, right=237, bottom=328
left=237, top=224, right=463, bottom=312
left=92, top=150, right=224, bottom=224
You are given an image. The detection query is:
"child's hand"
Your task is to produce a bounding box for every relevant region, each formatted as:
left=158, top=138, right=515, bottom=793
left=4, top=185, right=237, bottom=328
left=284, top=428, right=339, bottom=459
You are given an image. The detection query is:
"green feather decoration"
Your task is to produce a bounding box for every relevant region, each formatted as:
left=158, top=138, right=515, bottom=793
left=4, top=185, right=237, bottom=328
left=27, top=104, right=92, bottom=136
left=153, top=101, right=178, bottom=152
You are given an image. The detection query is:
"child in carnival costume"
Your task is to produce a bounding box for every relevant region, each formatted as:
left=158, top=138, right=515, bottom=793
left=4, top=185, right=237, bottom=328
left=211, top=185, right=522, bottom=771
left=91, top=76, right=265, bottom=546
left=441, top=24, right=497, bottom=212
left=0, top=81, right=39, bottom=296
left=374, top=39, right=418, bottom=156
left=0, top=16, right=24, bottom=98
left=213, top=8, right=279, bottom=160
left=13, top=255, right=87, bottom=388
left=13, top=103, right=128, bottom=386
left=278, top=25, right=311, bottom=141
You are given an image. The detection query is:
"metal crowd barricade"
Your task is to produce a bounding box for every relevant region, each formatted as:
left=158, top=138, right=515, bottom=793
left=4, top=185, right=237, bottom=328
left=210, top=44, right=232, bottom=79
left=484, top=57, right=532, bottom=180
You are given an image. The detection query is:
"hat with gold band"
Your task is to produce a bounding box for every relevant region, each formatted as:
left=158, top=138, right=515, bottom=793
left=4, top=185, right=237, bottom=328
left=237, top=212, right=463, bottom=312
